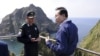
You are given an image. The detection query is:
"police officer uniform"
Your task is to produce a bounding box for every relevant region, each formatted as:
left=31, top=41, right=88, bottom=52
left=17, top=12, right=39, bottom=56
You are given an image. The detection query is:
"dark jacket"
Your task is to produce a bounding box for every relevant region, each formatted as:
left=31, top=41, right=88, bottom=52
left=17, top=23, right=39, bottom=44
left=0, top=42, right=9, bottom=56
left=46, top=20, right=78, bottom=56
left=17, top=23, right=39, bottom=56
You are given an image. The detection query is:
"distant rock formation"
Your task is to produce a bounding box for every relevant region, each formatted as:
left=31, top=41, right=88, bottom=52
left=0, top=4, right=57, bottom=35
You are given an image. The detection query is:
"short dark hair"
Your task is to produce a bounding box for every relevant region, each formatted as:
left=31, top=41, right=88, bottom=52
left=56, top=7, right=68, bottom=18
left=56, top=7, right=66, bottom=10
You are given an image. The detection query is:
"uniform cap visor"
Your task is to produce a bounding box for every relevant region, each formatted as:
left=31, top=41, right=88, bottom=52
left=27, top=16, right=34, bottom=19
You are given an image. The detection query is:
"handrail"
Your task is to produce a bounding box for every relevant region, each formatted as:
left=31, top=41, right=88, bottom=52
left=77, top=47, right=100, bottom=56
left=0, top=35, right=56, bottom=41
left=0, top=35, right=100, bottom=56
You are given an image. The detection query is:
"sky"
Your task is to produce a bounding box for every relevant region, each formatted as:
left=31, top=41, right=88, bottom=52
left=0, top=0, right=100, bottom=23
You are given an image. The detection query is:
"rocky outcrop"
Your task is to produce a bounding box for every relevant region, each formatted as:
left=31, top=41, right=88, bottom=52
left=0, top=4, right=57, bottom=35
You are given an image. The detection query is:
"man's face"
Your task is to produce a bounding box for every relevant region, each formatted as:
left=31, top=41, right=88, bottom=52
left=26, top=17, right=34, bottom=24
left=55, top=10, right=65, bottom=24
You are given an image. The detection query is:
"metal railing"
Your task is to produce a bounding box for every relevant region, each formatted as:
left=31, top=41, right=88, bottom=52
left=76, top=47, right=100, bottom=56
left=0, top=35, right=100, bottom=56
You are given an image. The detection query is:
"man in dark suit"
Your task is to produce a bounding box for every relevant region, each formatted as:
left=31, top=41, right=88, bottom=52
left=0, top=42, right=9, bottom=56
left=17, top=11, right=41, bottom=56
left=45, top=7, right=78, bottom=56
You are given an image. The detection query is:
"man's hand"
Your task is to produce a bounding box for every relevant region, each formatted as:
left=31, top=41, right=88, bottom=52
left=31, top=38, right=41, bottom=42
left=45, top=36, right=50, bottom=42
left=31, top=38, right=36, bottom=42
left=35, top=37, right=41, bottom=42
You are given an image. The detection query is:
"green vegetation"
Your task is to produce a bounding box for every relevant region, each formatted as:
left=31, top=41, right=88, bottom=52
left=78, top=20, right=100, bottom=56
left=10, top=52, right=15, bottom=56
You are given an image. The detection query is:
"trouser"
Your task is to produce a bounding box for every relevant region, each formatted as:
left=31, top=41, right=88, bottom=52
left=24, top=44, right=38, bottom=56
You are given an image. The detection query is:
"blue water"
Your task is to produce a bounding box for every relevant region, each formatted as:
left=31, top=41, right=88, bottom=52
left=72, top=18, right=99, bottom=42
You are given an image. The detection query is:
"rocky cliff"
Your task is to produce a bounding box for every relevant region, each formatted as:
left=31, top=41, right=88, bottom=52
left=80, top=20, right=100, bottom=56
left=0, top=4, right=57, bottom=35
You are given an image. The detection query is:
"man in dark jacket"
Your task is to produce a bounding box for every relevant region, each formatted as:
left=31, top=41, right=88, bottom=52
left=45, top=7, right=78, bottom=56
left=17, top=11, right=41, bottom=56
left=0, top=42, right=9, bottom=56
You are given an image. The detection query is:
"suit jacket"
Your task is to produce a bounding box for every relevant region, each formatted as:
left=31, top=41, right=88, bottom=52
left=0, top=42, right=9, bottom=56
left=46, top=20, right=78, bottom=56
